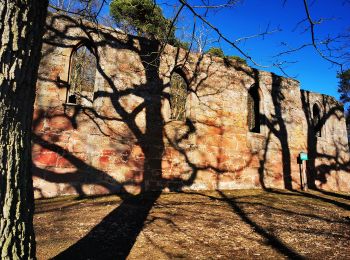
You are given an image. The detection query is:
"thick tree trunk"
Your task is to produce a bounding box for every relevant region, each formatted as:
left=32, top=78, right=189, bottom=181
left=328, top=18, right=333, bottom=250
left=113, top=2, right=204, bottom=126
left=0, top=1, right=47, bottom=259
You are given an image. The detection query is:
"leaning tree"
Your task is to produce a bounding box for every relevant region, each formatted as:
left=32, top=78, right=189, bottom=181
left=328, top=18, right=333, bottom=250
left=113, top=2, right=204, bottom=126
left=0, top=1, right=48, bottom=258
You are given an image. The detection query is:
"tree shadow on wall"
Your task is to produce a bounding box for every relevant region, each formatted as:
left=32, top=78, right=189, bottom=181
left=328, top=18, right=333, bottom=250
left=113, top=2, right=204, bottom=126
left=33, top=13, right=349, bottom=259
left=230, top=65, right=293, bottom=190
left=33, top=14, right=259, bottom=259
left=36, top=16, right=165, bottom=258
left=231, top=62, right=350, bottom=192
left=301, top=90, right=350, bottom=191
left=267, top=74, right=293, bottom=189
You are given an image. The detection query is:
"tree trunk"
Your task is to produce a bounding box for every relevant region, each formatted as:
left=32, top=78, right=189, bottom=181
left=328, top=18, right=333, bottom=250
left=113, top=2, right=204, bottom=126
left=0, top=1, right=47, bottom=259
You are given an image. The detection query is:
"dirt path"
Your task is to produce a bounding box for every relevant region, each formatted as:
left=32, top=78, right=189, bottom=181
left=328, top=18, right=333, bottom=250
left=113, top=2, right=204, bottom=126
left=34, top=189, right=350, bottom=259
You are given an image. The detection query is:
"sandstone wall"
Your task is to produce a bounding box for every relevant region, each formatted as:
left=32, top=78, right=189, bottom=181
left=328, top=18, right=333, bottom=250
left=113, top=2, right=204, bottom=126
left=32, top=14, right=350, bottom=198
left=300, top=90, right=350, bottom=191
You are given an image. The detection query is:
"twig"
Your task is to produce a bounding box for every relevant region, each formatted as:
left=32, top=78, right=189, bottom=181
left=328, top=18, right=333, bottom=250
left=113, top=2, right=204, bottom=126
left=303, top=0, right=343, bottom=72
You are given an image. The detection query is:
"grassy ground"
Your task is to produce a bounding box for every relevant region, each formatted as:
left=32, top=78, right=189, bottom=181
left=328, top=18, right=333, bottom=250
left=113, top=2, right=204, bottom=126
left=34, top=189, right=350, bottom=259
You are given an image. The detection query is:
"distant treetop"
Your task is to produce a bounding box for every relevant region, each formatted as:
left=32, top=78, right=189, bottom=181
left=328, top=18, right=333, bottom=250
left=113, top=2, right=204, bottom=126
left=205, top=47, right=247, bottom=65
left=110, top=0, right=189, bottom=50
left=338, top=69, right=350, bottom=106
left=110, top=0, right=173, bottom=41
left=205, top=47, right=225, bottom=58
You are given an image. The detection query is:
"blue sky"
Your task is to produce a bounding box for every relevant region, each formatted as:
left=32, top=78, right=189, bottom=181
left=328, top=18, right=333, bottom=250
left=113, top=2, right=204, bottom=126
left=103, top=1, right=349, bottom=100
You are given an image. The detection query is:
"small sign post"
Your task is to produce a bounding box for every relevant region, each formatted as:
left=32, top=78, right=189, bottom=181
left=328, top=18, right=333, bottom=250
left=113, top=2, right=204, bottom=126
left=298, top=152, right=308, bottom=191
left=300, top=152, right=308, bottom=161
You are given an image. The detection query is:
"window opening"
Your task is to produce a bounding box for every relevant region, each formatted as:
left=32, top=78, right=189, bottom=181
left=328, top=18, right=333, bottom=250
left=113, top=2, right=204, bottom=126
left=248, top=85, right=260, bottom=133
left=68, top=44, right=97, bottom=106
left=170, top=71, right=187, bottom=121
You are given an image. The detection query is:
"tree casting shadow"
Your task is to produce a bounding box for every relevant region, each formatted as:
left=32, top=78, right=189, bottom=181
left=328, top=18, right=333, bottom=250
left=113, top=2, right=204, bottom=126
left=32, top=13, right=350, bottom=259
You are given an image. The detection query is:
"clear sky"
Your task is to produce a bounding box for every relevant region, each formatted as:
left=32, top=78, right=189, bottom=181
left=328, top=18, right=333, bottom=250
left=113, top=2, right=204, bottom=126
left=103, top=0, right=350, bottom=100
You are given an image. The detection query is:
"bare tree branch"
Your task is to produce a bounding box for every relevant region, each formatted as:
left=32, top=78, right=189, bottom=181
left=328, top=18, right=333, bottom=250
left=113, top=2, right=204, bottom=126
left=49, top=0, right=108, bottom=23
left=178, top=0, right=271, bottom=68
left=235, top=27, right=282, bottom=44
left=303, top=0, right=344, bottom=71
left=191, top=0, right=240, bottom=9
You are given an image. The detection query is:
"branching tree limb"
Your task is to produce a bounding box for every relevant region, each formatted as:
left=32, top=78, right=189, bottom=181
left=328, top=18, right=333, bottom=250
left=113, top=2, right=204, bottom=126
left=302, top=0, right=344, bottom=71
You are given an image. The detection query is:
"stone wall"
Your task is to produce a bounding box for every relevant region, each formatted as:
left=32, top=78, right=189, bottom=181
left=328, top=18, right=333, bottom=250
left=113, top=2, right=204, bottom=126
left=32, top=14, right=350, bottom=198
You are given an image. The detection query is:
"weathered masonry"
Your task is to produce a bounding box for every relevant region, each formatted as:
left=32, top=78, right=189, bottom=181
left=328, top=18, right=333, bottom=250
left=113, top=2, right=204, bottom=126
left=32, top=14, right=350, bottom=198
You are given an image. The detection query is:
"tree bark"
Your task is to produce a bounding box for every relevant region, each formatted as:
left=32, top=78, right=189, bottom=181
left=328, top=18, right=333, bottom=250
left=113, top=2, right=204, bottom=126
left=0, top=1, right=48, bottom=259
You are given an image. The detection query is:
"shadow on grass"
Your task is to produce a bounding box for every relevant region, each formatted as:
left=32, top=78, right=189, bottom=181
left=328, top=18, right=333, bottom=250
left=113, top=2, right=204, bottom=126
left=216, top=190, right=305, bottom=260
left=53, top=191, right=161, bottom=260
left=265, top=189, right=350, bottom=211
left=316, top=189, right=350, bottom=201
left=295, top=191, right=350, bottom=211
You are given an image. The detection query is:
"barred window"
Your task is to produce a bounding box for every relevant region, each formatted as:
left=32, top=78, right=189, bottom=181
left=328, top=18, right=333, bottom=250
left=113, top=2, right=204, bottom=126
left=68, top=44, right=97, bottom=106
left=170, top=71, right=187, bottom=121
left=248, top=85, right=260, bottom=133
